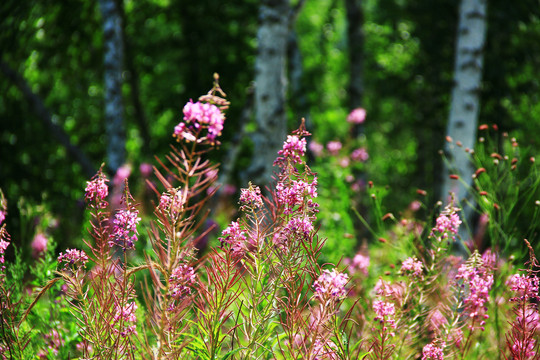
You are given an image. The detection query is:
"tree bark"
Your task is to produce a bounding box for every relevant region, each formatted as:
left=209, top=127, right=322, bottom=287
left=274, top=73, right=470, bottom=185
left=346, top=0, right=364, bottom=112
left=99, top=0, right=125, bottom=173
left=0, top=61, right=96, bottom=178
left=243, top=0, right=290, bottom=187
left=441, top=0, right=487, bottom=238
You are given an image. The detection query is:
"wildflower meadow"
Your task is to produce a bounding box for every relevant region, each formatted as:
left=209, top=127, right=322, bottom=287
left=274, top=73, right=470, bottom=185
left=1, top=78, right=540, bottom=360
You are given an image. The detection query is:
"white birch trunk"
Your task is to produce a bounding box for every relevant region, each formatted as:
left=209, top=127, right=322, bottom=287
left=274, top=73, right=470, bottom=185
left=442, top=0, right=487, bottom=240
left=245, top=0, right=289, bottom=187
left=99, top=0, right=125, bottom=173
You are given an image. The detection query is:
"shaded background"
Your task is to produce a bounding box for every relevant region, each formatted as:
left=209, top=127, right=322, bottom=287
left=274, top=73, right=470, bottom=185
left=1, top=0, right=539, bottom=257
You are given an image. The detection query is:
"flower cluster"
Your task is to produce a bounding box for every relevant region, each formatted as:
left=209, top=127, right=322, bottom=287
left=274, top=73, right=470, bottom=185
left=0, top=237, right=9, bottom=266
left=313, top=269, right=349, bottom=301
left=508, top=273, right=540, bottom=301
left=109, top=209, right=141, bottom=250
left=85, top=171, right=109, bottom=208
left=455, top=260, right=493, bottom=330
left=350, top=147, right=369, bottom=162
left=510, top=339, right=536, bottom=359
left=274, top=135, right=307, bottom=167
left=347, top=107, right=366, bottom=124
left=275, top=178, right=318, bottom=216
left=169, top=264, right=196, bottom=300
left=113, top=302, right=138, bottom=337
left=400, top=257, right=424, bottom=278
left=57, top=249, right=89, bottom=270
left=239, top=183, right=263, bottom=209
left=373, top=300, right=397, bottom=332
left=173, top=100, right=225, bottom=145
left=219, top=221, right=249, bottom=258
left=430, top=205, right=461, bottom=241
left=0, top=226, right=10, bottom=274
left=159, top=188, right=185, bottom=218
left=37, top=329, right=64, bottom=358
left=326, top=141, right=342, bottom=156
left=344, top=253, right=370, bottom=276
left=422, top=341, right=445, bottom=360
left=273, top=216, right=314, bottom=249
left=312, top=338, right=339, bottom=360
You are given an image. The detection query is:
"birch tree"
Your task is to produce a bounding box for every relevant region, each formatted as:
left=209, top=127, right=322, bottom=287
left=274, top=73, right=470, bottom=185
left=244, top=0, right=290, bottom=187
left=99, top=0, right=125, bottom=173
left=441, top=0, right=487, bottom=238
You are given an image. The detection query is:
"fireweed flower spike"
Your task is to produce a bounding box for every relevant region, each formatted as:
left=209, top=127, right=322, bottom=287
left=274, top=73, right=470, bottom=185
left=85, top=168, right=109, bottom=208
left=109, top=208, right=141, bottom=250
left=169, top=264, right=196, bottom=301
left=455, top=252, right=493, bottom=331
left=0, top=225, right=10, bottom=274
left=274, top=134, right=307, bottom=167
left=313, top=268, right=349, bottom=302
left=239, top=182, right=263, bottom=210
left=430, top=203, right=462, bottom=241
left=422, top=340, right=445, bottom=360
left=173, top=100, right=225, bottom=145
left=113, top=302, right=138, bottom=337
left=400, top=257, right=424, bottom=278
left=57, top=249, right=89, bottom=270
left=219, top=221, right=249, bottom=258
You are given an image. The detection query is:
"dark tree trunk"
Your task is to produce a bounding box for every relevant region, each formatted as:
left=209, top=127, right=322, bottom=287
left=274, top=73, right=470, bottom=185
left=99, top=0, right=125, bottom=173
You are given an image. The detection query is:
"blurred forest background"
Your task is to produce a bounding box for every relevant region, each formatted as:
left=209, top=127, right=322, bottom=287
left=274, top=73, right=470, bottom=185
left=1, top=0, right=540, bottom=259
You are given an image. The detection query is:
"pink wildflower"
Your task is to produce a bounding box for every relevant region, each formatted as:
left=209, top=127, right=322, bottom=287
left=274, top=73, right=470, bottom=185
left=373, top=300, right=397, bottom=334
left=219, top=221, right=249, bottom=257
left=139, top=163, right=153, bottom=178
left=85, top=172, right=109, bottom=207
left=400, top=257, right=423, bottom=278
left=345, top=253, right=370, bottom=276
left=508, top=274, right=540, bottom=301
left=351, top=147, right=369, bottom=162
left=239, top=183, right=263, bottom=209
left=0, top=240, right=9, bottom=264
left=339, top=157, right=350, bottom=168
left=113, top=164, right=131, bottom=186
left=312, top=339, right=339, bottom=360
left=109, top=209, right=141, bottom=250
left=38, top=329, right=63, bottom=358
left=431, top=205, right=461, bottom=241
left=113, top=302, right=138, bottom=337
left=409, top=200, right=422, bottom=212
left=174, top=100, right=225, bottom=145
left=456, top=262, right=493, bottom=329
left=326, top=141, right=342, bottom=156
left=0, top=211, right=4, bottom=225
left=308, top=140, right=324, bottom=157
left=274, top=135, right=307, bottom=167
left=313, top=269, right=349, bottom=301
left=159, top=188, right=185, bottom=217
left=275, top=178, right=318, bottom=215
left=422, top=341, right=445, bottom=360
left=169, top=264, right=196, bottom=300
left=31, top=232, right=48, bottom=258
left=347, top=108, right=366, bottom=124
left=273, top=216, right=314, bottom=249
left=58, top=249, right=88, bottom=270
left=516, top=307, right=540, bottom=332
left=428, top=309, right=448, bottom=334
left=511, top=338, right=536, bottom=359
